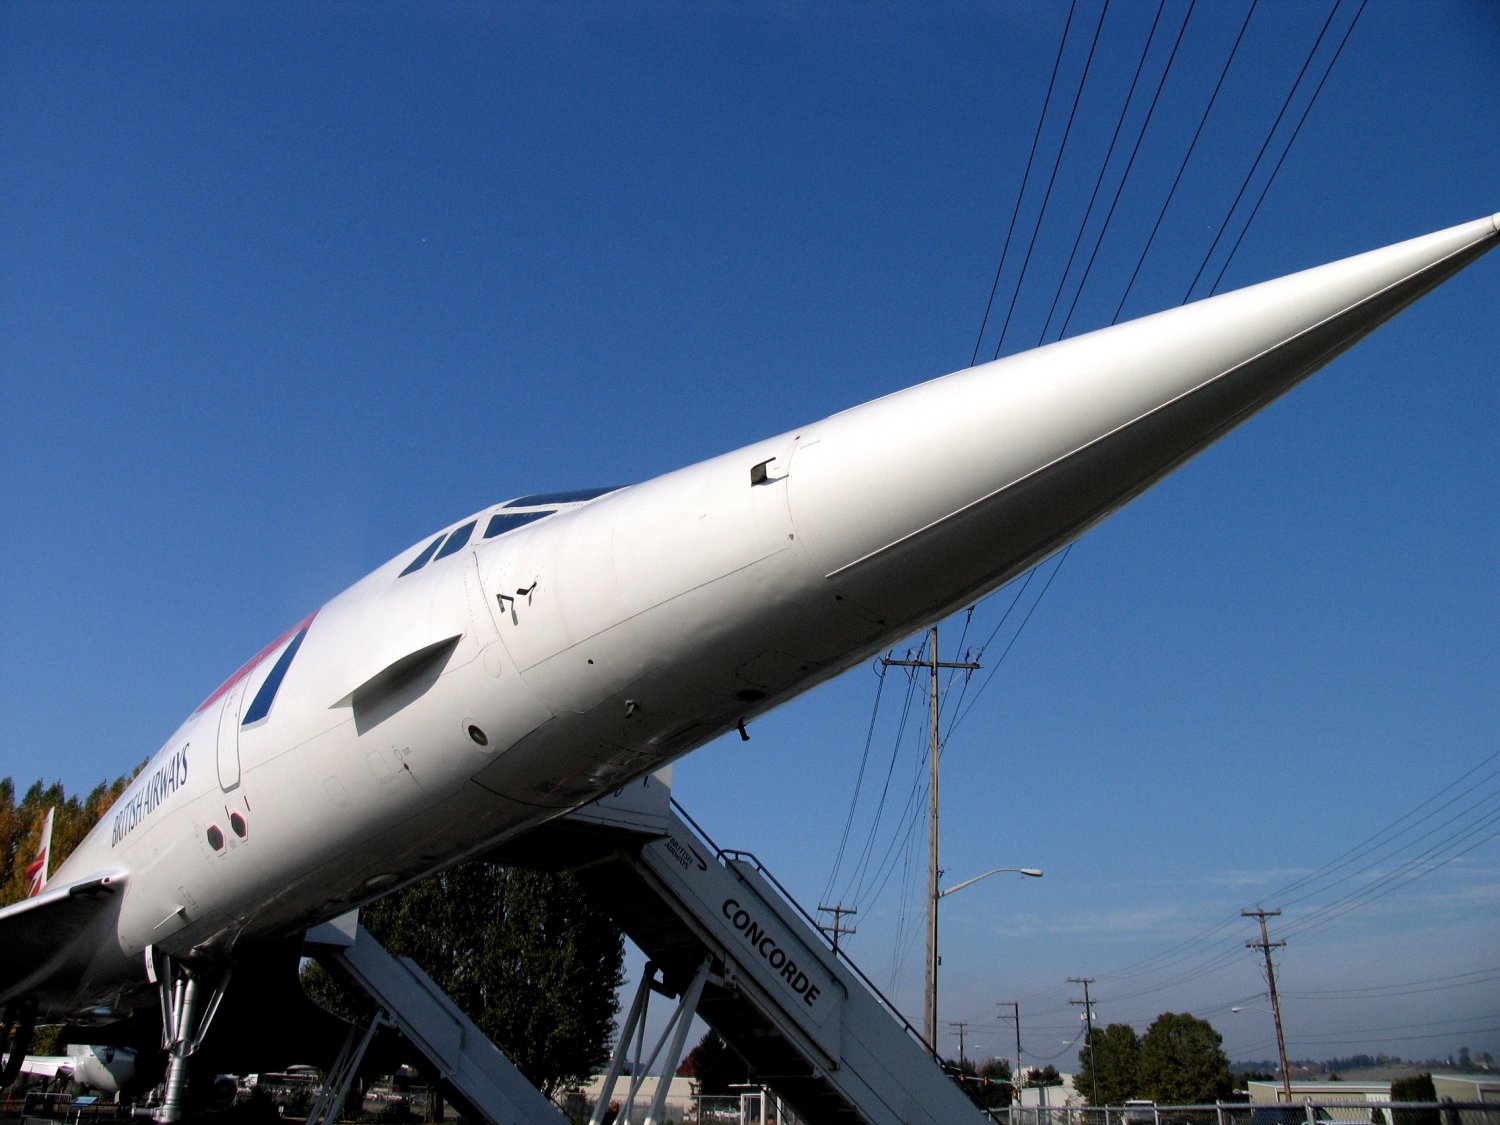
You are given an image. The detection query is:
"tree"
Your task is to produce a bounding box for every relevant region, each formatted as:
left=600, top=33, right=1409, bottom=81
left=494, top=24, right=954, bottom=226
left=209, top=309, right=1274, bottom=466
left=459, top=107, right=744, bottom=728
left=305, top=859, right=624, bottom=1099
left=2, top=777, right=127, bottom=903
left=1025, top=1064, right=1064, bottom=1087
left=944, top=1056, right=1013, bottom=1111
left=1391, top=1072, right=1438, bottom=1125
left=1078, top=1023, right=1141, bottom=1105
left=679, top=1030, right=749, bottom=1096
left=1137, top=1013, right=1232, bottom=1105
left=1, top=772, right=136, bottom=906
left=979, top=1057, right=1016, bottom=1107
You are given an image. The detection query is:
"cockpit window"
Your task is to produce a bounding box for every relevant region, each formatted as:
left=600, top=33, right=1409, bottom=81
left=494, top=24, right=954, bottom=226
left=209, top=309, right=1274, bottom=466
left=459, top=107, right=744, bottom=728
left=400, top=488, right=620, bottom=580
left=502, top=486, right=620, bottom=508
left=433, top=520, right=478, bottom=561
left=399, top=535, right=446, bottom=577
left=484, top=510, right=553, bottom=538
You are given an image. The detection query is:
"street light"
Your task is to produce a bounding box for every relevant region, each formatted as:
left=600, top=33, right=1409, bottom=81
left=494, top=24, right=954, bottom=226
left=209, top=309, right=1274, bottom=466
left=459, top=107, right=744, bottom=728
left=939, top=868, right=1045, bottom=899
left=926, top=867, right=1044, bottom=1051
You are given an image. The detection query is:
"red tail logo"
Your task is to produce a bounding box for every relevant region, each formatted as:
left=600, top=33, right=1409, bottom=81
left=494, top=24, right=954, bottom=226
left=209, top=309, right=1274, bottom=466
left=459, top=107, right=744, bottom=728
left=25, top=808, right=54, bottom=898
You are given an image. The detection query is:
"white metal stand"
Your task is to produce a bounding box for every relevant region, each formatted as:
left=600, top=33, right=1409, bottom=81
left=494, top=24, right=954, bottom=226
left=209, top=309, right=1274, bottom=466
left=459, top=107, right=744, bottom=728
left=589, top=956, right=714, bottom=1125
left=306, top=1011, right=389, bottom=1125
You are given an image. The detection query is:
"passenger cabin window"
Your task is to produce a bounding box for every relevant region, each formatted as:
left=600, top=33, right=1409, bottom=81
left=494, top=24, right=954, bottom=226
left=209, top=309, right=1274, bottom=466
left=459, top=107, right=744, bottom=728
left=485, top=510, right=552, bottom=538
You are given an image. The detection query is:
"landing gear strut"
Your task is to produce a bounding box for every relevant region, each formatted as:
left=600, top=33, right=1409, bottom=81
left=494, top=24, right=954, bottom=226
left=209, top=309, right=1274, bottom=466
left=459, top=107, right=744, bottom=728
left=147, top=946, right=231, bottom=1124
left=0, top=998, right=37, bottom=1089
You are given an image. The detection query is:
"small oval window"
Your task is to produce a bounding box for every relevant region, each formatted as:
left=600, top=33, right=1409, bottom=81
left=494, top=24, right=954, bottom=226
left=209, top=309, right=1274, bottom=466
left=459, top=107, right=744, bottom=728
left=206, top=825, right=225, bottom=852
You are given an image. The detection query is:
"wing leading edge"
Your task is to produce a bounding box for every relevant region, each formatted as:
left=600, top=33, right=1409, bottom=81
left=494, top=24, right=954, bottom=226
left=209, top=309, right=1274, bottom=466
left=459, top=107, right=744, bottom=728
left=0, top=872, right=129, bottom=1004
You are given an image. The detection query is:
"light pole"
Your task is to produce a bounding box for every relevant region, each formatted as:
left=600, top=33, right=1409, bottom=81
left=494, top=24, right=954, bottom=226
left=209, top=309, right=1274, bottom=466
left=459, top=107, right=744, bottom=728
left=927, top=866, right=1043, bottom=1051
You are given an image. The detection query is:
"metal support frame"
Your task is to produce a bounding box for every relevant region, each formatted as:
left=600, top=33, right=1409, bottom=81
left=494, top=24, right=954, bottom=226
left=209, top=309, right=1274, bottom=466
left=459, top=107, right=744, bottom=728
left=589, top=956, right=715, bottom=1125
left=148, top=945, right=231, bottom=1124
left=306, top=1011, right=389, bottom=1125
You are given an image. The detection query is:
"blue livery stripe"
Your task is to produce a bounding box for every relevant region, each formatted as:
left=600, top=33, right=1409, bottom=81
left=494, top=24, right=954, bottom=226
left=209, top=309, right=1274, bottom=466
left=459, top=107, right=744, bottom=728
left=242, top=627, right=309, bottom=726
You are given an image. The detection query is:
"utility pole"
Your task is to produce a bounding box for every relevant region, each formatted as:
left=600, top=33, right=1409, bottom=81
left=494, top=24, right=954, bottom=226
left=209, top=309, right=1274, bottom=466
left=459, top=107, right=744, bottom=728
left=1000, top=1000, right=1023, bottom=1086
left=817, top=902, right=857, bottom=954
left=1069, top=977, right=1098, bottom=1107
left=882, top=626, right=979, bottom=1052
left=950, top=1021, right=969, bottom=1069
left=1243, top=908, right=1292, bottom=1105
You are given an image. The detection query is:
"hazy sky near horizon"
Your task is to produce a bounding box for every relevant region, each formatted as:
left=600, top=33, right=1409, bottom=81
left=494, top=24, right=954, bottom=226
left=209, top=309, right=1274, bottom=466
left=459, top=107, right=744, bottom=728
left=2, top=1, right=1496, bottom=1069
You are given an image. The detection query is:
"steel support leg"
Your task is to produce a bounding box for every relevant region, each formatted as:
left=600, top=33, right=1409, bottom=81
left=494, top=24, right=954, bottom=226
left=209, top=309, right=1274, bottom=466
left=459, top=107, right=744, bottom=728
left=307, top=1012, right=388, bottom=1125
left=589, top=957, right=715, bottom=1125
left=149, top=946, right=231, bottom=1124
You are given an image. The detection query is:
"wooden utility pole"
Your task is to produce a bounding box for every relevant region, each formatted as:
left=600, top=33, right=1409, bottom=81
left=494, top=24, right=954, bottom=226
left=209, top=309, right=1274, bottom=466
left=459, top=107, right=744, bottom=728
left=817, top=902, right=857, bottom=954
left=950, top=1021, right=969, bottom=1069
left=1000, top=1000, right=1023, bottom=1086
left=1069, top=977, right=1098, bottom=1106
left=882, top=626, right=979, bottom=1052
left=1243, top=908, right=1292, bottom=1104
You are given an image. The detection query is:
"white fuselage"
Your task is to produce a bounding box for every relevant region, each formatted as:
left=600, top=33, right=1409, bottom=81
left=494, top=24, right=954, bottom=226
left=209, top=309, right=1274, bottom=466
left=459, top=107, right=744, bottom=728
left=33, top=212, right=1500, bottom=1020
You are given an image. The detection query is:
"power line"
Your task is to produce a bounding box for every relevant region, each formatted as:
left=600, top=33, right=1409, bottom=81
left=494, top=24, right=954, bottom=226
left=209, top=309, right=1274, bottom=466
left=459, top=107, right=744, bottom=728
left=992, top=0, right=1113, bottom=359
left=970, top=0, right=1081, bottom=368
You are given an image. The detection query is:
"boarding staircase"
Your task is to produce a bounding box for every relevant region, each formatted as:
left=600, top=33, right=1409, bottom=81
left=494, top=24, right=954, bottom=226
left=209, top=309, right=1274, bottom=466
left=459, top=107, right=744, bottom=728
left=304, top=770, right=988, bottom=1124
left=303, top=911, right=567, bottom=1124
left=489, top=770, right=989, bottom=1125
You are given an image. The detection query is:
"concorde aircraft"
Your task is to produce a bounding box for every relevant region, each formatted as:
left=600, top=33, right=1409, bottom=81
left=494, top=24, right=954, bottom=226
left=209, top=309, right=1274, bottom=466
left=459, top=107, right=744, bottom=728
left=2, top=213, right=1496, bottom=1118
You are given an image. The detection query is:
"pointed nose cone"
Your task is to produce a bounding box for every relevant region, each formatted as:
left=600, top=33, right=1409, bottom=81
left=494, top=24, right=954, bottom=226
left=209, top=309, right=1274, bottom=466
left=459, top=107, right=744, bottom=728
left=788, top=214, right=1500, bottom=630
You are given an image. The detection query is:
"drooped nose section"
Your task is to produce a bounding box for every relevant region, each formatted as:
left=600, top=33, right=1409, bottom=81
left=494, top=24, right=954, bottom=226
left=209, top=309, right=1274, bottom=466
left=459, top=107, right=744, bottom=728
left=786, top=213, right=1500, bottom=635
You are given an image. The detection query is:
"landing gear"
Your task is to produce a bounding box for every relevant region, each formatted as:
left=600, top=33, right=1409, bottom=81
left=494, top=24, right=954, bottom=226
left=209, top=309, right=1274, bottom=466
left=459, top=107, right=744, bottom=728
left=147, top=946, right=231, bottom=1124
left=0, top=998, right=37, bottom=1089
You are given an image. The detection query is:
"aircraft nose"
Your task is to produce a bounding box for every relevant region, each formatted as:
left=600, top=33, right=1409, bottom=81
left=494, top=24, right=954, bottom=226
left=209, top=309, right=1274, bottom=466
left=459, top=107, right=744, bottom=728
left=784, top=213, right=1500, bottom=633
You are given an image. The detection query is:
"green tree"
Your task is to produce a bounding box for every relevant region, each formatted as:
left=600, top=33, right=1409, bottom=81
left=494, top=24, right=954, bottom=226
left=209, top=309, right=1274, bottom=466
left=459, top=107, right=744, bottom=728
left=1025, top=1064, right=1064, bottom=1087
left=679, top=1030, right=749, bottom=1096
left=939, top=1056, right=1015, bottom=1110
left=1137, top=1012, right=1232, bottom=1105
left=305, top=860, right=624, bottom=1099
left=1078, top=1023, right=1141, bottom=1105
left=1391, top=1072, right=1438, bottom=1125
left=971, top=1057, right=1015, bottom=1109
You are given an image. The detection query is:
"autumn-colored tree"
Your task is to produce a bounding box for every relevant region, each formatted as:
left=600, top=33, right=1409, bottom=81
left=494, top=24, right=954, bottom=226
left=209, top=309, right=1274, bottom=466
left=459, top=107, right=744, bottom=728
left=0, top=772, right=136, bottom=906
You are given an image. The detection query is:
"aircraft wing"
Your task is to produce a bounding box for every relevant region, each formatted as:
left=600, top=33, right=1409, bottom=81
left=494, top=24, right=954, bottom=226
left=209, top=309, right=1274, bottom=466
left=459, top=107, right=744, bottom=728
left=0, top=873, right=127, bottom=1000
left=18, top=1056, right=72, bottom=1080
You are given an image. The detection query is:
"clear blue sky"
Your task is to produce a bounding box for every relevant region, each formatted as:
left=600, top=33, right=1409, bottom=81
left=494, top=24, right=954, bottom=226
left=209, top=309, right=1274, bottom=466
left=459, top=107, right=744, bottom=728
left=2, top=1, right=1495, bottom=1071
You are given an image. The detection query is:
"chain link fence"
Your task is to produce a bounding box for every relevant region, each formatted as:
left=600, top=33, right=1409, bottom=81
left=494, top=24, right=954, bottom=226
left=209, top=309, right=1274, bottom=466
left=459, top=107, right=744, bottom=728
left=998, top=1102, right=1499, bottom=1125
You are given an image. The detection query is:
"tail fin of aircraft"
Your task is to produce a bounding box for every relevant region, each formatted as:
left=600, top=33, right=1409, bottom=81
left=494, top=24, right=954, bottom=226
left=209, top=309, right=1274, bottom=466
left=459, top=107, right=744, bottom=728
left=24, top=809, right=54, bottom=899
